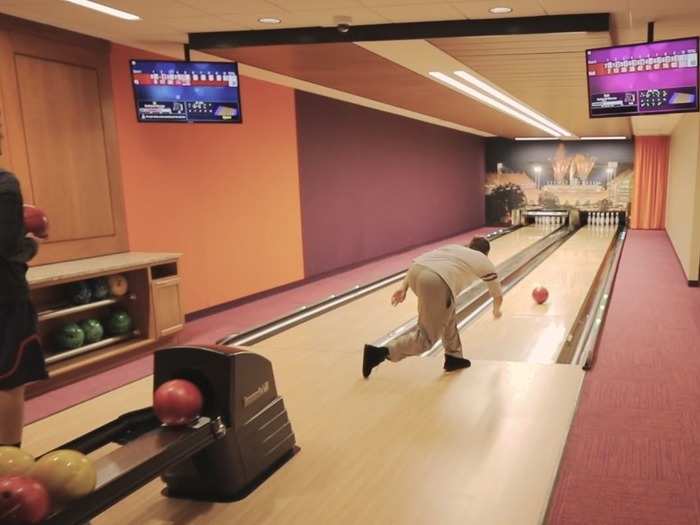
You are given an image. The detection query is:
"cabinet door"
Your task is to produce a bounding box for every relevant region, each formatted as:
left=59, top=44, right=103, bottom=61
left=0, top=24, right=128, bottom=265
left=152, top=277, right=185, bottom=338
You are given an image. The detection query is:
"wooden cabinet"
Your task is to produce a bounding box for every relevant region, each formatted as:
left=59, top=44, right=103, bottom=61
left=0, top=15, right=128, bottom=265
left=26, top=252, right=183, bottom=397
left=152, top=276, right=185, bottom=338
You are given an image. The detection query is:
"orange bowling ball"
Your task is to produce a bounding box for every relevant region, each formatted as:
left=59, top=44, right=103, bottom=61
left=23, top=205, right=49, bottom=239
left=532, top=286, right=549, bottom=305
left=0, top=476, right=51, bottom=525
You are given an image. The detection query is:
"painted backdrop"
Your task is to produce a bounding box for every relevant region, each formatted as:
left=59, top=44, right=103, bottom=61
left=484, top=138, right=635, bottom=224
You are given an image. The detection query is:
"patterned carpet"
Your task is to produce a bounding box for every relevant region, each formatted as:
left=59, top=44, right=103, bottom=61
left=548, top=230, right=700, bottom=524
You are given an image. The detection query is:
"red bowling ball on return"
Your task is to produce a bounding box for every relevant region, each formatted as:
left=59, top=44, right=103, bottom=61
left=22, top=205, right=49, bottom=239
left=532, top=286, right=549, bottom=305
left=153, top=379, right=204, bottom=426
left=0, top=475, right=51, bottom=525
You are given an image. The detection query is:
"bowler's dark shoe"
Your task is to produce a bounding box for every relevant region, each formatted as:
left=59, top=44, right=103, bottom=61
left=363, top=344, right=388, bottom=378
left=444, top=354, right=471, bottom=372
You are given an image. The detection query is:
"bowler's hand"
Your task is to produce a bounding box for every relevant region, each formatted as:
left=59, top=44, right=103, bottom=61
left=391, top=289, right=407, bottom=306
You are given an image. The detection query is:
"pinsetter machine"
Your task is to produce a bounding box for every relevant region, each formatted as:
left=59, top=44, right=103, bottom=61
left=43, top=345, right=297, bottom=524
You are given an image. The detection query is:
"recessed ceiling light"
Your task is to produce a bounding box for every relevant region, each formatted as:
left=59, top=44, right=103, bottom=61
left=429, top=72, right=561, bottom=137
left=258, top=17, right=282, bottom=24
left=489, top=6, right=513, bottom=14
left=63, top=0, right=140, bottom=21
left=515, top=137, right=559, bottom=141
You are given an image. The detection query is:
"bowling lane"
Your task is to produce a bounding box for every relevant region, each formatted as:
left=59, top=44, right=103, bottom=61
left=457, top=225, right=618, bottom=363
left=249, top=225, right=551, bottom=354
left=23, top=339, right=584, bottom=525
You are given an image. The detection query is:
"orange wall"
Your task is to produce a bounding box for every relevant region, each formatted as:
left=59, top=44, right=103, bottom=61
left=110, top=44, right=304, bottom=313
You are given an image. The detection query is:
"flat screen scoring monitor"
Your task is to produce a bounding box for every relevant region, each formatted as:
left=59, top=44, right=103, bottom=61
left=586, top=37, right=699, bottom=118
left=130, top=60, right=242, bottom=123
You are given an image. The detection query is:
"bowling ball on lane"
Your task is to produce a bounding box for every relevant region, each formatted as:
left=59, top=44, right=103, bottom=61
left=107, top=310, right=132, bottom=336
left=80, top=319, right=104, bottom=344
left=532, top=286, right=549, bottom=305
left=0, top=476, right=51, bottom=525
left=32, top=449, right=96, bottom=503
left=67, top=281, right=92, bottom=305
left=0, top=447, right=35, bottom=477
left=22, top=205, right=49, bottom=240
left=89, top=277, right=110, bottom=301
left=107, top=274, right=128, bottom=297
left=154, top=379, right=204, bottom=426
left=55, top=323, right=85, bottom=350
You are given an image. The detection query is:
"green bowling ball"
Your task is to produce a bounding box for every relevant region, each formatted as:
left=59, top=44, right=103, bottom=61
left=89, top=277, right=110, bottom=301
left=80, top=319, right=104, bottom=344
left=55, top=323, right=85, bottom=350
left=68, top=281, right=92, bottom=305
left=107, top=311, right=132, bottom=336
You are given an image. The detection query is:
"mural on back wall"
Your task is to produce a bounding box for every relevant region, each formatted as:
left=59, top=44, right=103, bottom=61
left=484, top=138, right=635, bottom=224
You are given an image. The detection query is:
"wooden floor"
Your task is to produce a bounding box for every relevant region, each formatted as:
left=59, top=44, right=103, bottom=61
left=22, top=225, right=610, bottom=525
left=459, top=225, right=617, bottom=363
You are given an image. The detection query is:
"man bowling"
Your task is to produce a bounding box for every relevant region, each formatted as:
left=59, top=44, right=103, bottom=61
left=363, top=237, right=503, bottom=378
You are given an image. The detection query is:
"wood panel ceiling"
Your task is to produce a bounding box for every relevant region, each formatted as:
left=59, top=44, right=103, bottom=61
left=202, top=42, right=538, bottom=137
left=429, top=32, right=632, bottom=137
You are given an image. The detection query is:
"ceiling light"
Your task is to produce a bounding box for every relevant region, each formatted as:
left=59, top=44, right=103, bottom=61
left=580, top=136, right=628, bottom=140
left=515, top=137, right=559, bottom=141
left=489, top=7, right=513, bottom=14
left=454, top=70, right=572, bottom=137
left=258, top=17, right=281, bottom=24
left=63, top=0, right=140, bottom=20
left=429, top=72, right=561, bottom=137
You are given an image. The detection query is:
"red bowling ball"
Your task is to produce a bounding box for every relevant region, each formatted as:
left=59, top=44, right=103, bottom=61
left=22, top=205, right=49, bottom=239
left=153, top=379, right=204, bottom=426
left=532, top=286, right=549, bottom=305
left=0, top=476, right=51, bottom=525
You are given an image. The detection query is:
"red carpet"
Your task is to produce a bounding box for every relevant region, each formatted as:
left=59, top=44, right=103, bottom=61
left=548, top=230, right=700, bottom=524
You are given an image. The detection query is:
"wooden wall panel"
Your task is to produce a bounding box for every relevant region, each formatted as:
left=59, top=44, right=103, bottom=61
left=0, top=15, right=128, bottom=265
left=15, top=55, right=115, bottom=242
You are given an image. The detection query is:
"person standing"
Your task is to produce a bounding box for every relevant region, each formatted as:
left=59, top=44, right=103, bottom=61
left=363, top=237, right=503, bottom=378
left=0, top=169, right=48, bottom=447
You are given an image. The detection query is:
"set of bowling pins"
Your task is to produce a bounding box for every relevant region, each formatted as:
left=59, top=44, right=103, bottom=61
left=534, top=215, right=564, bottom=226
left=589, top=211, right=622, bottom=227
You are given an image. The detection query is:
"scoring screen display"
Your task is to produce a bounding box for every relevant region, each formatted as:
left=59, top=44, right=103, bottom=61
left=130, top=60, right=242, bottom=124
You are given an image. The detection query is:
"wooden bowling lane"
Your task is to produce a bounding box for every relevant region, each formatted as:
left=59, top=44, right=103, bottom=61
left=23, top=356, right=583, bottom=525
left=21, top=225, right=580, bottom=525
left=458, top=225, right=618, bottom=363
left=248, top=225, right=551, bottom=354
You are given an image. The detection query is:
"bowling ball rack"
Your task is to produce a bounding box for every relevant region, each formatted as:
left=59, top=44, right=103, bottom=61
left=42, top=408, right=226, bottom=525
left=40, top=345, right=297, bottom=524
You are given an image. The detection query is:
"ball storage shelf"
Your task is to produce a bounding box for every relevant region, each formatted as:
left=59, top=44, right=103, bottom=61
left=27, top=252, right=184, bottom=397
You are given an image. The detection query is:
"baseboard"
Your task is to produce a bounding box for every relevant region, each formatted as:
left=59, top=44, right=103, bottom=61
left=688, top=280, right=699, bottom=287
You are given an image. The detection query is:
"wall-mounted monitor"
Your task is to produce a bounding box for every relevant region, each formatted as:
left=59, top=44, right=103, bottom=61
left=586, top=37, right=699, bottom=118
left=130, top=60, right=242, bottom=123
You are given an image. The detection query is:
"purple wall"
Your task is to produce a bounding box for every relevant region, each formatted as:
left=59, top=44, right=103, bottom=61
left=296, top=91, right=485, bottom=278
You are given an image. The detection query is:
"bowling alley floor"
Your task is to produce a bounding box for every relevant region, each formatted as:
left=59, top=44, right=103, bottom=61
left=22, top=229, right=700, bottom=524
